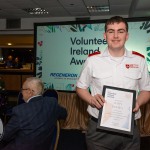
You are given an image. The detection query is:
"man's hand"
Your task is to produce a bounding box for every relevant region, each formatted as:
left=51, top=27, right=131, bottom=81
left=133, top=101, right=140, bottom=112
left=90, top=94, right=105, bottom=109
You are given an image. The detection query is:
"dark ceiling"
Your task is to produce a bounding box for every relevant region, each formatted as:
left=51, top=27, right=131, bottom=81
left=0, top=0, right=150, bottom=19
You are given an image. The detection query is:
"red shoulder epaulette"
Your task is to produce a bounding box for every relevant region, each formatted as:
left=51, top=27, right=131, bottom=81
left=132, top=51, right=145, bottom=58
left=88, top=51, right=101, bottom=57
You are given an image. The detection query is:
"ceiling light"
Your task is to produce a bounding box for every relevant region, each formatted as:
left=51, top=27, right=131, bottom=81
left=23, top=8, right=49, bottom=15
left=87, top=6, right=110, bottom=13
left=7, top=43, right=12, bottom=46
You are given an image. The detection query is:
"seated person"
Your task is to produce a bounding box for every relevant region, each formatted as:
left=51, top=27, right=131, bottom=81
left=13, top=57, right=22, bottom=69
left=0, top=77, right=67, bottom=150
left=4, top=55, right=14, bottom=68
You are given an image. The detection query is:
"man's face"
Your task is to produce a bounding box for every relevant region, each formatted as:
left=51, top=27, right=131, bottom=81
left=104, top=22, right=129, bottom=52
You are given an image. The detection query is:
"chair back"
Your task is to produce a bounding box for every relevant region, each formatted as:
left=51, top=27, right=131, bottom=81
left=50, top=120, right=60, bottom=150
left=43, top=89, right=58, bottom=100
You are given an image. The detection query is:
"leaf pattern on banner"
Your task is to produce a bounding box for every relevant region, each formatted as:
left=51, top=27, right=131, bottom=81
left=43, top=24, right=104, bottom=33
left=140, top=21, right=150, bottom=69
left=140, top=21, right=150, bottom=33
left=36, top=55, right=42, bottom=78
left=44, top=82, right=54, bottom=89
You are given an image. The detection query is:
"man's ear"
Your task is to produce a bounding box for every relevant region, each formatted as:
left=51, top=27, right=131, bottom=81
left=103, top=32, right=106, bottom=40
left=126, top=33, right=129, bottom=41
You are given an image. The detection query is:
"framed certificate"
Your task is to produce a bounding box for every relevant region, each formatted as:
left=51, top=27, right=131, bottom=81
left=97, top=85, right=136, bottom=135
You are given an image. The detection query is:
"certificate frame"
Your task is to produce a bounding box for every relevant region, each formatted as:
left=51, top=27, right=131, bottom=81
left=97, top=85, right=136, bottom=135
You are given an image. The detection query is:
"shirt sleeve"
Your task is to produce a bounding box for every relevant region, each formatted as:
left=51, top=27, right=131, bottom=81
left=76, top=57, right=92, bottom=89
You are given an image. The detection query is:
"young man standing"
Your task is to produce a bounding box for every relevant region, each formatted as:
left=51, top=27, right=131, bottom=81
left=76, top=16, right=150, bottom=150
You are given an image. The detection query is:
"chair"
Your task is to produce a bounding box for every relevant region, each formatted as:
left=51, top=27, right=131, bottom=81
left=49, top=120, right=60, bottom=150
left=54, top=120, right=60, bottom=150
left=43, top=89, right=58, bottom=100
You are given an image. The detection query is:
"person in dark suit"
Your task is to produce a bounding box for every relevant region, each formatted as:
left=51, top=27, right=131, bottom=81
left=0, top=77, right=67, bottom=150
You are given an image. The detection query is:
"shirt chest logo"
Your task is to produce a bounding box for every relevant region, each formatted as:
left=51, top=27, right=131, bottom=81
left=125, top=64, right=139, bottom=69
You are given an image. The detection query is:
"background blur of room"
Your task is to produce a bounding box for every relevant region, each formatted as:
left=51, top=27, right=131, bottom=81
left=0, top=48, right=34, bottom=69
left=0, top=34, right=34, bottom=70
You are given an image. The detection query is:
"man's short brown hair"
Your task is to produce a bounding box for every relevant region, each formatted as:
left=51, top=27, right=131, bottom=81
left=105, top=16, right=128, bottom=32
